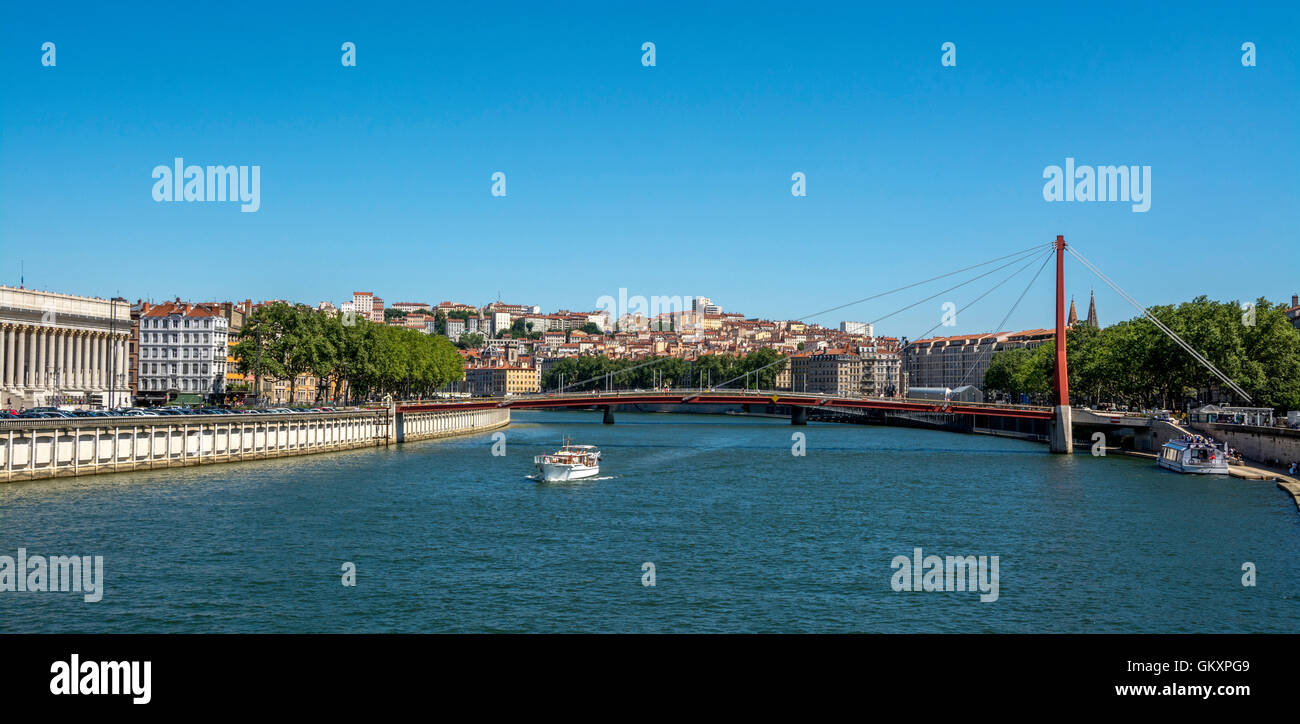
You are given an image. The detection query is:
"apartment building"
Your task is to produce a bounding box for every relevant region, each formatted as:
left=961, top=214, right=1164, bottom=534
left=465, top=364, right=540, bottom=396
left=903, top=329, right=1053, bottom=390
left=136, top=300, right=230, bottom=405
left=788, top=348, right=862, bottom=395
left=392, top=302, right=430, bottom=314
left=350, top=292, right=384, bottom=323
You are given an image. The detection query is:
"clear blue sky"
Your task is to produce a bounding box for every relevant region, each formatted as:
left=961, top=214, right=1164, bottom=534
left=2, top=1, right=1296, bottom=339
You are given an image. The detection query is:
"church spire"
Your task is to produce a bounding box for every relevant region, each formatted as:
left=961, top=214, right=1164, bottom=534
left=1067, top=296, right=1078, bottom=326
left=1086, top=289, right=1099, bottom=329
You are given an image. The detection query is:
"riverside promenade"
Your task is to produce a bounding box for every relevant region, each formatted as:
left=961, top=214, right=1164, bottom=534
left=0, top=406, right=508, bottom=482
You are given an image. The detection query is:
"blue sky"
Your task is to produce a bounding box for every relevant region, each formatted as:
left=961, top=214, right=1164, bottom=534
left=2, top=1, right=1296, bottom=339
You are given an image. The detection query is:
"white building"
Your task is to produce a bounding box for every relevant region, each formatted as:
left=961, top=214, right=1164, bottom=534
left=136, top=301, right=229, bottom=405
left=693, top=296, right=722, bottom=316
left=0, top=286, right=132, bottom=409
left=351, top=291, right=383, bottom=323
left=491, top=311, right=511, bottom=336
left=840, top=321, right=873, bottom=337
left=445, top=317, right=466, bottom=342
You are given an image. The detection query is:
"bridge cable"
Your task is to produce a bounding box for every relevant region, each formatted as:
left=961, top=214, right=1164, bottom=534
left=1066, top=246, right=1252, bottom=402
left=706, top=248, right=1054, bottom=392
left=950, top=249, right=1055, bottom=392
left=555, top=243, right=1052, bottom=394
left=863, top=247, right=1051, bottom=328
left=899, top=247, right=1051, bottom=360
left=796, top=242, right=1052, bottom=322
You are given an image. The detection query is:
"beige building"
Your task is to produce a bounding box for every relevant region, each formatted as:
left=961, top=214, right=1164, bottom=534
left=0, top=286, right=132, bottom=410
left=858, top=342, right=904, bottom=397
left=903, top=329, right=1053, bottom=390
left=788, top=349, right=862, bottom=396
left=465, top=365, right=540, bottom=396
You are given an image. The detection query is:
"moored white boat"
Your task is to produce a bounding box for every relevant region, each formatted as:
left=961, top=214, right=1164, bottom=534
left=1158, top=436, right=1229, bottom=474
left=534, top=441, right=601, bottom=481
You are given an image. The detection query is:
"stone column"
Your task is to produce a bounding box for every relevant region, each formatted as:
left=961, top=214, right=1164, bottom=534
left=48, top=329, right=57, bottom=390
left=75, top=333, right=85, bottom=388
left=47, top=329, right=56, bottom=388
left=36, top=328, right=47, bottom=388
left=60, top=331, right=69, bottom=389
left=68, top=332, right=77, bottom=389
left=100, top=333, right=109, bottom=389
left=92, top=333, right=102, bottom=389
left=28, top=327, right=39, bottom=388
left=17, top=326, right=28, bottom=388
left=67, top=332, right=76, bottom=389
left=0, top=325, right=7, bottom=388
left=40, top=328, right=50, bottom=388
left=5, top=325, right=15, bottom=387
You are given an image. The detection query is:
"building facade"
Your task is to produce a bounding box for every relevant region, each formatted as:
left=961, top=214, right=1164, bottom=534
left=903, top=329, right=1053, bottom=390
left=465, top=365, right=540, bottom=396
left=0, top=286, right=132, bottom=410
left=788, top=349, right=863, bottom=395
left=351, top=292, right=384, bottom=323
left=136, top=301, right=230, bottom=405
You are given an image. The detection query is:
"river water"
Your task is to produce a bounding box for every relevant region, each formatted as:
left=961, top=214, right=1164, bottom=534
left=1, top=410, right=1296, bottom=632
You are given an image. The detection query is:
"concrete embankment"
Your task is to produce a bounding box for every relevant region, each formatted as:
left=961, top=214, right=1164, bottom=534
left=1186, top=421, right=1300, bottom=468
left=0, top=407, right=508, bottom=482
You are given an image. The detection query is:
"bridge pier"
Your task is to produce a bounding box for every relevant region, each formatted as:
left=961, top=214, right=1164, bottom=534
left=791, top=407, right=807, bottom=425
left=1050, top=405, right=1073, bottom=454
left=602, top=406, right=615, bottom=425
left=1050, top=235, right=1073, bottom=455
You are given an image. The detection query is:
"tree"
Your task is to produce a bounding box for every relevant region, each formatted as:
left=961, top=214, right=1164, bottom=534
left=235, top=305, right=466, bottom=404
left=457, top=333, right=485, bottom=350
left=983, top=295, right=1300, bottom=411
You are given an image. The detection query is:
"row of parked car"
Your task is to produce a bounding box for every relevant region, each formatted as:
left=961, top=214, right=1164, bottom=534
left=0, top=406, right=349, bottom=420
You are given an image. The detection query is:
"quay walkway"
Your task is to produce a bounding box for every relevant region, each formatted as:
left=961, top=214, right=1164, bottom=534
left=0, top=406, right=508, bottom=482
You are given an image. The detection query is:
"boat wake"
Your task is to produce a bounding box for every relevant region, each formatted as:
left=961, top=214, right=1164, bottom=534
left=524, top=474, right=619, bottom=483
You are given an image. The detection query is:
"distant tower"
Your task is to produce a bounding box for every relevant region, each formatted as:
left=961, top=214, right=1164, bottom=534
left=1086, top=289, right=1099, bottom=329
left=1067, top=296, right=1078, bottom=326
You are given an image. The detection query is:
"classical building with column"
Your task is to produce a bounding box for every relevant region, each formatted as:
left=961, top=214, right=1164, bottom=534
left=0, top=286, right=132, bottom=410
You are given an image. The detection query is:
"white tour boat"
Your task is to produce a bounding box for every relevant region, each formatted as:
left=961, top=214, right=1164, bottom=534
left=534, top=440, right=602, bottom=482
left=1157, top=436, right=1229, bottom=474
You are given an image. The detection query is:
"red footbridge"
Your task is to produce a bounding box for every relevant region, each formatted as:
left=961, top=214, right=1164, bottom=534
left=396, top=389, right=1055, bottom=420
left=394, top=236, right=1247, bottom=454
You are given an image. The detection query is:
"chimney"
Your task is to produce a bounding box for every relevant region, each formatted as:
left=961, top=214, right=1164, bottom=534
left=1293, top=294, right=1298, bottom=308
